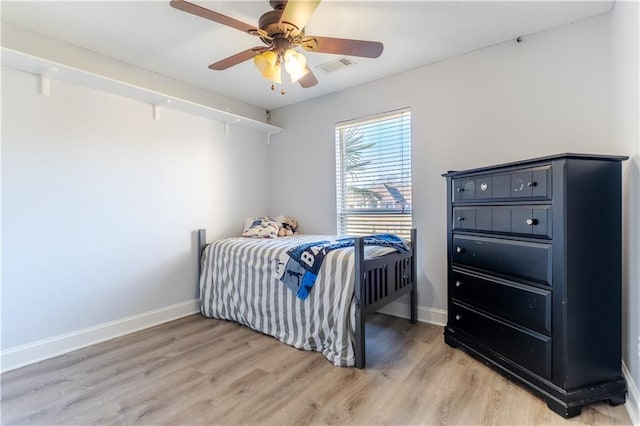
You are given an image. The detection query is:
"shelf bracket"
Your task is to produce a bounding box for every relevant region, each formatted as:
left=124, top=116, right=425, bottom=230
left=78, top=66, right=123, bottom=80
left=267, top=132, right=276, bottom=144
left=153, top=98, right=172, bottom=120
left=39, top=67, right=58, bottom=96
left=224, top=119, right=241, bottom=136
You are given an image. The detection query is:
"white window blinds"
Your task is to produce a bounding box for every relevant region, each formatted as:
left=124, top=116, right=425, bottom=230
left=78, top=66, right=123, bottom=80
left=335, top=108, right=412, bottom=239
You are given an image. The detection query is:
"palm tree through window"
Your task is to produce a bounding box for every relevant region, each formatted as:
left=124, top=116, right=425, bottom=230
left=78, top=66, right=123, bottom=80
left=335, top=109, right=412, bottom=238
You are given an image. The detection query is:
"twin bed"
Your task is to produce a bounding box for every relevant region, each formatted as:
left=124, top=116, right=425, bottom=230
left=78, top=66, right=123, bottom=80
left=197, top=228, right=417, bottom=368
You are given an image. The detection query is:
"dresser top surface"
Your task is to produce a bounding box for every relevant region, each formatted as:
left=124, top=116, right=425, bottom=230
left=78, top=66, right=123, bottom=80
left=442, top=153, right=629, bottom=178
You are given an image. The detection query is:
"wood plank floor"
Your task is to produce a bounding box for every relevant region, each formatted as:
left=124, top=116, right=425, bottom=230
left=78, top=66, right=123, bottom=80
left=1, top=313, right=631, bottom=425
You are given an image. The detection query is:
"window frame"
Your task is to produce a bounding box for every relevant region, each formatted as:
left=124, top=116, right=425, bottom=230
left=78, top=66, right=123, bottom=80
left=335, top=108, right=412, bottom=238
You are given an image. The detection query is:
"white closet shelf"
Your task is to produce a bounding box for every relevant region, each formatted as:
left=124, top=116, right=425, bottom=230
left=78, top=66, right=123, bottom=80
left=1, top=47, right=282, bottom=136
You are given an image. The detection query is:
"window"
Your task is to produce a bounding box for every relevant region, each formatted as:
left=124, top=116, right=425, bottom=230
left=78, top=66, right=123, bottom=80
left=335, top=108, right=412, bottom=238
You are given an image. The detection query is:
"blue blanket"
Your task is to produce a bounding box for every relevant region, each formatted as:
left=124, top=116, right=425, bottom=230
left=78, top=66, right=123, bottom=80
left=274, top=234, right=409, bottom=300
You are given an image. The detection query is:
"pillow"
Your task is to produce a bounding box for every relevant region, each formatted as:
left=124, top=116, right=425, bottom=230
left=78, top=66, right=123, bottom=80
left=242, top=216, right=281, bottom=238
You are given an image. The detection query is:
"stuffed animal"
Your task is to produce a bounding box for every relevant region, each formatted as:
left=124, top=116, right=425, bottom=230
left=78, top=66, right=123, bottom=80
left=277, top=216, right=298, bottom=237
left=242, top=216, right=280, bottom=238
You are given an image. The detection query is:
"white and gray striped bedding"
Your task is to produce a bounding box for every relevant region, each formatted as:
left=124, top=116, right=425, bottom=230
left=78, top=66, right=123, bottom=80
left=199, top=235, right=396, bottom=367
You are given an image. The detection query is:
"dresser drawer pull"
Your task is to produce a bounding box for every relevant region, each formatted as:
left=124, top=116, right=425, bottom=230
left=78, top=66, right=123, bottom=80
left=527, top=181, right=538, bottom=187
left=457, top=188, right=464, bottom=193
left=455, top=280, right=462, bottom=287
left=456, top=246, right=465, bottom=253
left=455, top=314, right=462, bottom=321
left=526, top=218, right=539, bottom=226
left=456, top=216, right=464, bottom=221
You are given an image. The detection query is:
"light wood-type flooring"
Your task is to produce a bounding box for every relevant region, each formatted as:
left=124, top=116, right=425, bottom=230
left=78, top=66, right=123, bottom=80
left=1, top=313, right=631, bottom=425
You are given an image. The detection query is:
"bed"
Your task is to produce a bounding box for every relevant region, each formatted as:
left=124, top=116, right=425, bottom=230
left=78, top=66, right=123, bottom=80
left=197, top=228, right=417, bottom=368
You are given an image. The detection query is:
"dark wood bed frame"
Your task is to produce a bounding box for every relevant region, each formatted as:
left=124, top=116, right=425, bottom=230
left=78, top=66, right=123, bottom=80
left=197, top=228, right=417, bottom=369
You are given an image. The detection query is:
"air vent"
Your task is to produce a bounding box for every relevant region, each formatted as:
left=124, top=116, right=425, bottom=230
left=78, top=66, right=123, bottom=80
left=316, top=58, right=356, bottom=74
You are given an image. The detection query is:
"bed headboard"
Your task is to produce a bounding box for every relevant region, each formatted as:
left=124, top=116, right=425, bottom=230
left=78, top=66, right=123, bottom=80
left=198, top=229, right=207, bottom=255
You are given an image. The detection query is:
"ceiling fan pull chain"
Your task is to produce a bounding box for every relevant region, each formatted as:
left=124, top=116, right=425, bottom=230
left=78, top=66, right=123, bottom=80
left=269, top=84, right=285, bottom=95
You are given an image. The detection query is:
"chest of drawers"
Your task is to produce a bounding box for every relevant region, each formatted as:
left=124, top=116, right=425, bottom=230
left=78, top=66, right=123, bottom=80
left=443, top=154, right=627, bottom=418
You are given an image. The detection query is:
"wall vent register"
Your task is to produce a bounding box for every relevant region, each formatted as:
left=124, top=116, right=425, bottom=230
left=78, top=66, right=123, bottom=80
left=443, top=153, right=628, bottom=418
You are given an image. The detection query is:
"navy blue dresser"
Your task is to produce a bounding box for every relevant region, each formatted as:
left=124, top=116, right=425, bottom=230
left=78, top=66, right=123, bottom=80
left=443, top=153, right=627, bottom=417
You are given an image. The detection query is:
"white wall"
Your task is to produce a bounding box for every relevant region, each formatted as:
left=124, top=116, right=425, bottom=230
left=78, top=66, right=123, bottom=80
left=611, top=0, right=640, bottom=421
left=1, top=66, right=270, bottom=351
left=268, top=14, right=620, bottom=314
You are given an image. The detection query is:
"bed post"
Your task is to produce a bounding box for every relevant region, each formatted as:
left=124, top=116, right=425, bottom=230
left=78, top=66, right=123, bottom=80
left=410, top=228, right=417, bottom=324
left=354, top=235, right=366, bottom=369
left=198, top=229, right=207, bottom=278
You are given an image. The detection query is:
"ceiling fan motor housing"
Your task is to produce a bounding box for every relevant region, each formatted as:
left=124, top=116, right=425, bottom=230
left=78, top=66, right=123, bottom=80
left=259, top=1, right=302, bottom=42
left=269, top=0, right=287, bottom=10
left=272, top=37, right=291, bottom=52
left=258, top=10, right=284, bottom=38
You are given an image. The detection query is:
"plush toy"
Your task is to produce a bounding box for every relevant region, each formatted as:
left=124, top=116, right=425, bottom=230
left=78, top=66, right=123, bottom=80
left=242, top=216, right=280, bottom=238
left=277, top=216, right=298, bottom=237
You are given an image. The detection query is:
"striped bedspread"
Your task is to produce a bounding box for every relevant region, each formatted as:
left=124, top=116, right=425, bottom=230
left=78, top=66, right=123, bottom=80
left=199, top=235, right=396, bottom=367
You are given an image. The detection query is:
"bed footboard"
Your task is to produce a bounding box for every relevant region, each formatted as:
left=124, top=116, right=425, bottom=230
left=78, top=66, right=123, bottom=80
left=354, top=228, right=417, bottom=369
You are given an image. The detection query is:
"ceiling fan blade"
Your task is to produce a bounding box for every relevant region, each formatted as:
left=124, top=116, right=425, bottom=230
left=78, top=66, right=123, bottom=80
left=279, top=0, right=321, bottom=36
left=170, top=0, right=258, bottom=34
left=298, top=67, right=318, bottom=88
left=301, top=36, right=383, bottom=58
left=209, top=47, right=266, bottom=70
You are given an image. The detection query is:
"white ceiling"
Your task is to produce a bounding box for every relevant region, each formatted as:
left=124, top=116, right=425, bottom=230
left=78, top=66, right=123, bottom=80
left=1, top=1, right=614, bottom=111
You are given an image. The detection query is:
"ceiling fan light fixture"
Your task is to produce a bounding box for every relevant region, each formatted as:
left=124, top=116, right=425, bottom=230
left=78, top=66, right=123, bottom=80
left=288, top=67, right=309, bottom=83
left=254, top=50, right=276, bottom=73
left=266, top=62, right=283, bottom=84
left=284, top=49, right=307, bottom=74
left=284, top=49, right=307, bottom=76
left=254, top=50, right=282, bottom=84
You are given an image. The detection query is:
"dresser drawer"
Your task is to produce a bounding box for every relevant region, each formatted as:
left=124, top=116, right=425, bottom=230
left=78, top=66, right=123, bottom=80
left=453, top=178, right=476, bottom=200
left=510, top=207, right=551, bottom=237
left=450, top=303, right=552, bottom=380
left=452, top=235, right=552, bottom=285
left=451, top=271, right=551, bottom=335
left=453, top=166, right=550, bottom=202
left=452, top=207, right=476, bottom=231
left=454, top=206, right=551, bottom=238
left=510, top=167, right=549, bottom=199
left=473, top=173, right=511, bottom=200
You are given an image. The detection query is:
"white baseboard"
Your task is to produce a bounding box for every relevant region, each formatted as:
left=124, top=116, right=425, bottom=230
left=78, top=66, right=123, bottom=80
left=377, top=301, right=448, bottom=327
left=1, top=299, right=200, bottom=373
left=623, top=361, right=640, bottom=425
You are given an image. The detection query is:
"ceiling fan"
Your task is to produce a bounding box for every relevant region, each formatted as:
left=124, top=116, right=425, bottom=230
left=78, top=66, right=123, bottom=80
left=169, top=0, right=384, bottom=91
